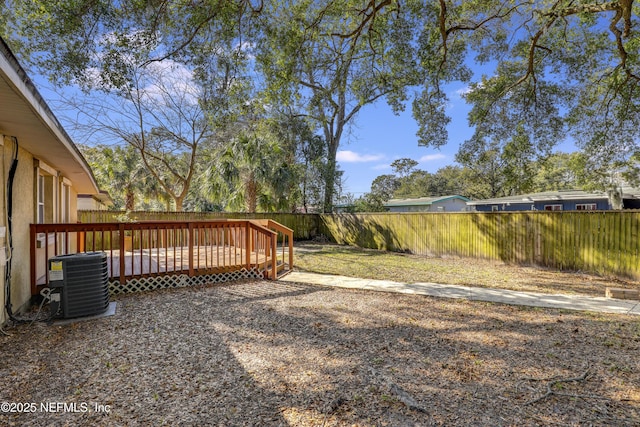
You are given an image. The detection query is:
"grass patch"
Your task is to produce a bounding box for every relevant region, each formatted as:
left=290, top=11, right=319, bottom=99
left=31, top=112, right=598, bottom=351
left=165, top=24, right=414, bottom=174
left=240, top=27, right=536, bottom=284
left=294, top=241, right=640, bottom=297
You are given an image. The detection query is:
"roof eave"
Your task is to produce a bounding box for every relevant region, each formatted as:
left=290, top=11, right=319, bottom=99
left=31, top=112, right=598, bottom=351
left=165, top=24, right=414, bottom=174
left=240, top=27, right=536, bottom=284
left=0, top=37, right=99, bottom=195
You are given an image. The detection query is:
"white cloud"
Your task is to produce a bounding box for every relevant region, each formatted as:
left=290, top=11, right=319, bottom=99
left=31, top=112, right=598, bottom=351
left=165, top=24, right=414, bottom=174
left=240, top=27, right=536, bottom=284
left=419, top=153, right=446, bottom=162
left=142, top=60, right=200, bottom=106
left=455, top=86, right=473, bottom=97
left=454, top=82, right=484, bottom=99
left=236, top=41, right=256, bottom=60
left=337, top=150, right=384, bottom=163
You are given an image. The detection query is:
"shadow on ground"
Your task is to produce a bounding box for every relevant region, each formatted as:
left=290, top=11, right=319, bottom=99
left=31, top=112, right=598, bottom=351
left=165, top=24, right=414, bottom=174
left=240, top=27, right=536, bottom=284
left=1, top=280, right=638, bottom=426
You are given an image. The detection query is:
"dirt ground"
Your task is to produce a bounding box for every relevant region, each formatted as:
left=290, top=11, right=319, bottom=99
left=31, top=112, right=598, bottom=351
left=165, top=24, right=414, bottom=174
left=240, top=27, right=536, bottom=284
left=1, top=279, right=638, bottom=426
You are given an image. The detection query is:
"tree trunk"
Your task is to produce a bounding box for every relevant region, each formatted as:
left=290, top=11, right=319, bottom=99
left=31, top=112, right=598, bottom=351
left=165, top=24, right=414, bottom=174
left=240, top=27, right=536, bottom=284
left=174, top=196, right=183, bottom=212
left=323, top=159, right=336, bottom=213
left=125, top=186, right=135, bottom=211
left=323, top=136, right=340, bottom=213
left=246, top=173, right=258, bottom=213
left=302, top=158, right=309, bottom=213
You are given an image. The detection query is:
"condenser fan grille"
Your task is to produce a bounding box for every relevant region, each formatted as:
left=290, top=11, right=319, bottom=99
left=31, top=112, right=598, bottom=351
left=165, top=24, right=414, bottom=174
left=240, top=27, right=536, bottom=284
left=48, top=252, right=110, bottom=319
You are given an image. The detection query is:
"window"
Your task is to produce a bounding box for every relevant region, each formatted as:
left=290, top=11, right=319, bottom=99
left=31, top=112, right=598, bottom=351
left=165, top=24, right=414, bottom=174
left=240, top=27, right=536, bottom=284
left=35, top=160, right=56, bottom=224
left=37, top=174, right=45, bottom=223
left=491, top=205, right=499, bottom=212
left=61, top=181, right=71, bottom=223
left=576, top=203, right=597, bottom=211
left=544, top=204, right=563, bottom=211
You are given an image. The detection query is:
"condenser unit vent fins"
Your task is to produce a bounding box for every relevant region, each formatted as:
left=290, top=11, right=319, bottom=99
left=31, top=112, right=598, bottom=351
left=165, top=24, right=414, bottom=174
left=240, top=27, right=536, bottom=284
left=48, top=252, right=110, bottom=319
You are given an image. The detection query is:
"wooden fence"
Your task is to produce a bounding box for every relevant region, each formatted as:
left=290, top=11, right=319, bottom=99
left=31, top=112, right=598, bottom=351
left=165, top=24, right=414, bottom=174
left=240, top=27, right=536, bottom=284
left=80, top=210, right=640, bottom=280
left=320, top=211, right=640, bottom=280
left=79, top=211, right=319, bottom=240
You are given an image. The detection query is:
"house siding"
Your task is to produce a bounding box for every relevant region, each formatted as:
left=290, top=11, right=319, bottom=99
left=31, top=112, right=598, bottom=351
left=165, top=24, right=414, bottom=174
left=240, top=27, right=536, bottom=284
left=386, top=197, right=469, bottom=212
left=77, top=195, right=106, bottom=211
left=473, top=199, right=610, bottom=212
left=436, top=198, right=469, bottom=212
left=388, top=205, right=430, bottom=213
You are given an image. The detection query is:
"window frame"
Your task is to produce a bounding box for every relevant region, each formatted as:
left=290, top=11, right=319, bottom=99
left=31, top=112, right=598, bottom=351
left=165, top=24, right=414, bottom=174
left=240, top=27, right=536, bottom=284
left=34, top=159, right=58, bottom=224
left=576, top=203, right=597, bottom=211
left=544, top=204, right=563, bottom=211
left=61, top=180, right=71, bottom=223
left=37, top=173, right=46, bottom=224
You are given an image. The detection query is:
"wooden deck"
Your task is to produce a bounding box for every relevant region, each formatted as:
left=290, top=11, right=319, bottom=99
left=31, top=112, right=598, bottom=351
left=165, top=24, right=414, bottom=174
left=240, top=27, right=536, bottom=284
left=105, top=245, right=271, bottom=277
left=31, top=219, right=294, bottom=295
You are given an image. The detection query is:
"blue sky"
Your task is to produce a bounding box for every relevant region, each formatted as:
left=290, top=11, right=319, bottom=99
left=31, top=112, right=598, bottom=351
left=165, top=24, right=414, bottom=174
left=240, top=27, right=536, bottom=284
left=35, top=70, right=475, bottom=198
left=34, top=65, right=573, bottom=200
left=336, top=85, right=474, bottom=196
left=338, top=83, right=579, bottom=197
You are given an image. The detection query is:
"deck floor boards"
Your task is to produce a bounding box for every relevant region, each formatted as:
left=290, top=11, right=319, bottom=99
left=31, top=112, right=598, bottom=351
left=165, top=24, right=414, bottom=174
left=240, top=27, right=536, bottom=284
left=106, top=245, right=268, bottom=277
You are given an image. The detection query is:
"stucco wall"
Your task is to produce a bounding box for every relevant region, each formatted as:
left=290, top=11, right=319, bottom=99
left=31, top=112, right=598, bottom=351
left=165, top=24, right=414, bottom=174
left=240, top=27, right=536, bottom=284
left=9, top=145, right=34, bottom=318
left=2, top=143, right=88, bottom=324
left=0, top=138, right=7, bottom=324
left=0, top=138, right=33, bottom=323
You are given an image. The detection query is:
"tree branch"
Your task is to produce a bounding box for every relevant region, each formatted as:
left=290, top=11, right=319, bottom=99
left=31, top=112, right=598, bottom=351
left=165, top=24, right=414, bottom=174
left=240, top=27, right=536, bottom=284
left=330, top=0, right=392, bottom=39
left=520, top=369, right=609, bottom=405
left=437, top=0, right=528, bottom=87
left=543, top=1, right=620, bottom=18
left=141, top=0, right=245, bottom=65
left=542, top=0, right=639, bottom=81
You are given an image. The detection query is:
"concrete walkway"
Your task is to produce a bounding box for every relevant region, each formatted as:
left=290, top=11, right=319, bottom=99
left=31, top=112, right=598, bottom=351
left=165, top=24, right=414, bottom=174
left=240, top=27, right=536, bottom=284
left=280, top=271, right=640, bottom=316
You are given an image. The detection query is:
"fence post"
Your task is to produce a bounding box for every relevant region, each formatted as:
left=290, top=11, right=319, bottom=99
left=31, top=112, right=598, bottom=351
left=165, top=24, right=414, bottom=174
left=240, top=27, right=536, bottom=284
left=118, top=223, right=125, bottom=285
left=289, top=234, right=294, bottom=271
left=245, top=222, right=251, bottom=270
left=271, top=235, right=277, bottom=279
left=188, top=222, right=194, bottom=277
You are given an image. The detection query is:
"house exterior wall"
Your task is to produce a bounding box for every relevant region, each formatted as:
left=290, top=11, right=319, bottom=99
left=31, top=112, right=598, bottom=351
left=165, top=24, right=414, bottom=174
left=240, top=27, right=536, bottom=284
left=472, top=199, right=610, bottom=212
left=0, top=138, right=83, bottom=324
left=32, top=166, right=80, bottom=290
left=0, top=142, right=35, bottom=324
left=534, top=200, right=609, bottom=211
left=0, top=138, right=6, bottom=325
left=387, top=198, right=469, bottom=212
left=434, top=198, right=468, bottom=212
left=70, top=187, right=78, bottom=222
left=387, top=205, right=430, bottom=213
left=77, top=196, right=106, bottom=211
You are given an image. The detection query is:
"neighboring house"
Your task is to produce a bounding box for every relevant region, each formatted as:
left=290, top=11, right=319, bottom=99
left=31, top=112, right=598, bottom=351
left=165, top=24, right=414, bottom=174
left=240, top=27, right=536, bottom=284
left=467, top=189, right=640, bottom=212
left=0, top=37, right=101, bottom=324
left=77, top=191, right=113, bottom=211
left=384, top=195, right=471, bottom=212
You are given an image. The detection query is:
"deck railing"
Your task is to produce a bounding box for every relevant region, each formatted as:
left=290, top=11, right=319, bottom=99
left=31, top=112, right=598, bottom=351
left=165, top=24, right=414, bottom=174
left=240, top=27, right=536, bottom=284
left=30, top=219, right=294, bottom=296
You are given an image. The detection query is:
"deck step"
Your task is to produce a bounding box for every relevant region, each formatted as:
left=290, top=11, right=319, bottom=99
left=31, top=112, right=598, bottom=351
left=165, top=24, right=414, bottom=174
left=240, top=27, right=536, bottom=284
left=259, top=260, right=290, bottom=279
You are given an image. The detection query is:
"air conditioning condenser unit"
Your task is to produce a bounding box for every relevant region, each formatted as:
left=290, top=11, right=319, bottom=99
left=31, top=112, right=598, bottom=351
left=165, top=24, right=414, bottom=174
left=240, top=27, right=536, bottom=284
left=48, top=252, right=110, bottom=319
